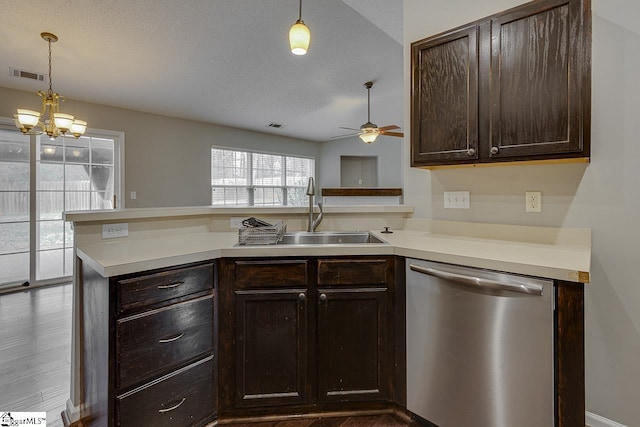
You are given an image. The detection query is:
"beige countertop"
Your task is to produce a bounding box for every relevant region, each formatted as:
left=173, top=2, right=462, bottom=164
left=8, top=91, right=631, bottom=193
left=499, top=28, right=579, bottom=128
left=76, top=219, right=591, bottom=283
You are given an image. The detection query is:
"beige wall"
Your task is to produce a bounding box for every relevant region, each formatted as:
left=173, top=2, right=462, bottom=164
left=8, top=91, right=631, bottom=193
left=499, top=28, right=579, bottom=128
left=405, top=0, right=640, bottom=424
left=0, top=86, right=321, bottom=208
left=318, top=135, right=403, bottom=190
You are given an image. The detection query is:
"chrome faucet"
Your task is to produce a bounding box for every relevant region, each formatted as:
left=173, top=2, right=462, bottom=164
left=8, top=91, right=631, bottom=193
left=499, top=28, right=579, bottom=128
left=305, top=177, right=323, bottom=232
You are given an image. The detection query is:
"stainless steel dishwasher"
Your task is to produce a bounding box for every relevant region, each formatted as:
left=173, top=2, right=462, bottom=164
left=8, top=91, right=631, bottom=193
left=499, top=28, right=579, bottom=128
left=406, top=258, right=554, bottom=427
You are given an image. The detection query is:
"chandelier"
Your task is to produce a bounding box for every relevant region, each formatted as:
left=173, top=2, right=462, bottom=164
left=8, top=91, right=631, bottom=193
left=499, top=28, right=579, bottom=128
left=14, top=32, right=87, bottom=139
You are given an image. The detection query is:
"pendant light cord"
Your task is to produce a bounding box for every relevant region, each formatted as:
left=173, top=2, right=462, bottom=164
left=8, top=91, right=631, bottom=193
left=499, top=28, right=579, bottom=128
left=298, top=0, right=303, bottom=21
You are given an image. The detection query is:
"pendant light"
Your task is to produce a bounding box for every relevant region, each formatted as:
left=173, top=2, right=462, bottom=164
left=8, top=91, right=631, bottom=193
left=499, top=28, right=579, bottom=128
left=14, top=32, right=87, bottom=139
left=289, top=0, right=310, bottom=55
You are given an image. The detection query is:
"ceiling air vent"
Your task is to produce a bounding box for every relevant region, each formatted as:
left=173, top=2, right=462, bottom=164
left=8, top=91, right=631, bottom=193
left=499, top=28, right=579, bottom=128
left=9, top=67, right=46, bottom=82
left=267, top=122, right=284, bottom=129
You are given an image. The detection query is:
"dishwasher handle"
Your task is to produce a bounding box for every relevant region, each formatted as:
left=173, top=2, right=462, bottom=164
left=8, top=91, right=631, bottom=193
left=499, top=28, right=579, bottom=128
left=409, top=264, right=543, bottom=296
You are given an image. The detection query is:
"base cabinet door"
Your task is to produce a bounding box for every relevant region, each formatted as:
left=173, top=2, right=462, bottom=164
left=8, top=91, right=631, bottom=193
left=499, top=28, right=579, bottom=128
left=317, top=288, right=389, bottom=402
left=235, top=290, right=309, bottom=408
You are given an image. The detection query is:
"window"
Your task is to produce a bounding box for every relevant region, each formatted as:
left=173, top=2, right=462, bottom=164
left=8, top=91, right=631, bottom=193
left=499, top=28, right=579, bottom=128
left=0, top=125, right=121, bottom=289
left=211, top=148, right=314, bottom=206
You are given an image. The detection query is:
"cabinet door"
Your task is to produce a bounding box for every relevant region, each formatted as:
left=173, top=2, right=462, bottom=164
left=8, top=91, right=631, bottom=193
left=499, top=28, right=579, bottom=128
left=235, top=289, right=309, bottom=408
left=489, top=0, right=590, bottom=160
left=411, top=24, right=479, bottom=166
left=317, top=288, right=389, bottom=402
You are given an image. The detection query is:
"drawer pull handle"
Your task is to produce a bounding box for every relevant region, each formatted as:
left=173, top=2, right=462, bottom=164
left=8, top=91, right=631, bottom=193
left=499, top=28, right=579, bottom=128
left=158, top=333, right=184, bottom=343
left=158, top=397, right=186, bottom=413
left=158, top=281, right=184, bottom=289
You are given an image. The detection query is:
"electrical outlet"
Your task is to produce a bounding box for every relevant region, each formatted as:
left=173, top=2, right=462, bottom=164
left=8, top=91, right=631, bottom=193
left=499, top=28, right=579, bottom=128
left=230, top=217, right=249, bottom=228
left=444, top=191, right=470, bottom=209
left=130, top=191, right=136, bottom=200
left=102, top=223, right=128, bottom=239
left=526, top=191, right=542, bottom=212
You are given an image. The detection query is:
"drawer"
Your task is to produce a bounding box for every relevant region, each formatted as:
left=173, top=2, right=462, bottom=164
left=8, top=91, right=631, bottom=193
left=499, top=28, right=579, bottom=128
left=235, top=260, right=308, bottom=288
left=117, top=263, right=213, bottom=313
left=117, top=355, right=214, bottom=427
left=117, top=295, right=213, bottom=390
left=317, top=259, right=388, bottom=286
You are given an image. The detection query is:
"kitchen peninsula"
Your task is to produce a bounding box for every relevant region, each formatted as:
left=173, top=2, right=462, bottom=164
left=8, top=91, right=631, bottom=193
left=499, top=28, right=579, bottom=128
left=64, top=206, right=591, bottom=427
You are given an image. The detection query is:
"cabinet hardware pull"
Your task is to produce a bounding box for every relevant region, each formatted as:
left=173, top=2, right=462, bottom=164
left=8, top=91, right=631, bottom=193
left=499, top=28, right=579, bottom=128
left=467, top=148, right=476, bottom=156
left=319, top=293, right=327, bottom=302
left=158, top=281, right=184, bottom=289
left=490, top=146, right=499, bottom=154
left=158, top=397, right=186, bottom=413
left=158, top=332, right=184, bottom=343
left=409, top=264, right=543, bottom=296
left=298, top=293, right=306, bottom=301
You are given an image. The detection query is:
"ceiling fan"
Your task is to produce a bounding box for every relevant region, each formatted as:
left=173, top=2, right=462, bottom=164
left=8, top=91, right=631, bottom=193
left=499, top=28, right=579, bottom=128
left=332, top=81, right=404, bottom=144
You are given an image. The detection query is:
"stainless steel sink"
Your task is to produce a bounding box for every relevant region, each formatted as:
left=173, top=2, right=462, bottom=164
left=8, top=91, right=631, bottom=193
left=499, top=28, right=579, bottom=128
left=277, top=231, right=387, bottom=245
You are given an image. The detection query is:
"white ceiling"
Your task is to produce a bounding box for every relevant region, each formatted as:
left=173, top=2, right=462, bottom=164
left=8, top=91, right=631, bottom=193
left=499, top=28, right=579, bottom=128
left=0, top=0, right=403, bottom=142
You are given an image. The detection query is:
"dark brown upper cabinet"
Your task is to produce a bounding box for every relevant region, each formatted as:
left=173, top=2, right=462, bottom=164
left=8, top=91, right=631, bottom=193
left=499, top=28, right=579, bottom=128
left=411, top=0, right=591, bottom=168
left=411, top=24, right=479, bottom=164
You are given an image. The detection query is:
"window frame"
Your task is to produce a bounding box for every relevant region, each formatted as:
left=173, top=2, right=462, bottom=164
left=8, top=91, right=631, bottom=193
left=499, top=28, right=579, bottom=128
left=211, top=146, right=315, bottom=207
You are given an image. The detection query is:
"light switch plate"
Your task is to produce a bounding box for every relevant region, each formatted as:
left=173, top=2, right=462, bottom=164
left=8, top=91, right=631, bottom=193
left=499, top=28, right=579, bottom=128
left=102, top=223, right=128, bottom=239
left=444, top=191, right=470, bottom=209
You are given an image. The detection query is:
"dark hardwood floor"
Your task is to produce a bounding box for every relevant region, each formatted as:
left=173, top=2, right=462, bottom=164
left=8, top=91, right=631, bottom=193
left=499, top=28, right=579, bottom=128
left=0, top=283, right=72, bottom=427
left=221, top=414, right=420, bottom=426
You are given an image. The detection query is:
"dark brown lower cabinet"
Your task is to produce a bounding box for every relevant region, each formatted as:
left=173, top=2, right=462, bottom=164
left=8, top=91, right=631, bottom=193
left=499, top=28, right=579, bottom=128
left=235, top=289, right=309, bottom=408
left=317, top=288, right=389, bottom=402
left=217, top=256, right=400, bottom=417
left=79, top=260, right=216, bottom=427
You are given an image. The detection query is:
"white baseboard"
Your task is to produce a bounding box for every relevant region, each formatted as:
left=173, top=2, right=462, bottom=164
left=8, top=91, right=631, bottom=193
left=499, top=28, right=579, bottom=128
left=586, top=411, right=627, bottom=427
left=64, top=398, right=84, bottom=425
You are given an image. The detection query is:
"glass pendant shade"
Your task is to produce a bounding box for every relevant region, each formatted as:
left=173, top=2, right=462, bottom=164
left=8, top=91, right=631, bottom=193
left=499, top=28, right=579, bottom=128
left=16, top=109, right=41, bottom=128
left=289, top=21, right=310, bottom=55
left=71, top=120, right=87, bottom=137
left=53, top=113, right=74, bottom=132
left=359, top=130, right=379, bottom=144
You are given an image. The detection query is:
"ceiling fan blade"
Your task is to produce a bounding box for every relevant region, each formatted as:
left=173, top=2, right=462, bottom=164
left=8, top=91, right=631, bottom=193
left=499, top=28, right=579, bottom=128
left=329, top=132, right=360, bottom=139
left=380, top=131, right=404, bottom=137
left=339, top=127, right=361, bottom=131
left=378, top=125, right=400, bottom=131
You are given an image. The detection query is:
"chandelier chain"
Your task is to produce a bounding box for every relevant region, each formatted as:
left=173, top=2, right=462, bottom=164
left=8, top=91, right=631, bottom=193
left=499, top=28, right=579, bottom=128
left=47, top=38, right=53, bottom=96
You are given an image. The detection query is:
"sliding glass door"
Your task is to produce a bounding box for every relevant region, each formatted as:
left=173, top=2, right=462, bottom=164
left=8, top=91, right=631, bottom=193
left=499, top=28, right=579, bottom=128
left=0, top=130, right=30, bottom=286
left=0, top=126, right=120, bottom=289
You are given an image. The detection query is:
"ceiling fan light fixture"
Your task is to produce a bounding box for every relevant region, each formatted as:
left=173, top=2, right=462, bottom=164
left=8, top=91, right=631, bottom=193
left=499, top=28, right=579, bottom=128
left=359, top=128, right=379, bottom=144
left=14, top=32, right=87, bottom=139
left=289, top=0, right=310, bottom=55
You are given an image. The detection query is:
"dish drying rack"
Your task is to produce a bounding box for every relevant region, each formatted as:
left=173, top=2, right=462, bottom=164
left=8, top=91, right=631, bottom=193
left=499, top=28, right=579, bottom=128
left=237, top=220, right=286, bottom=245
